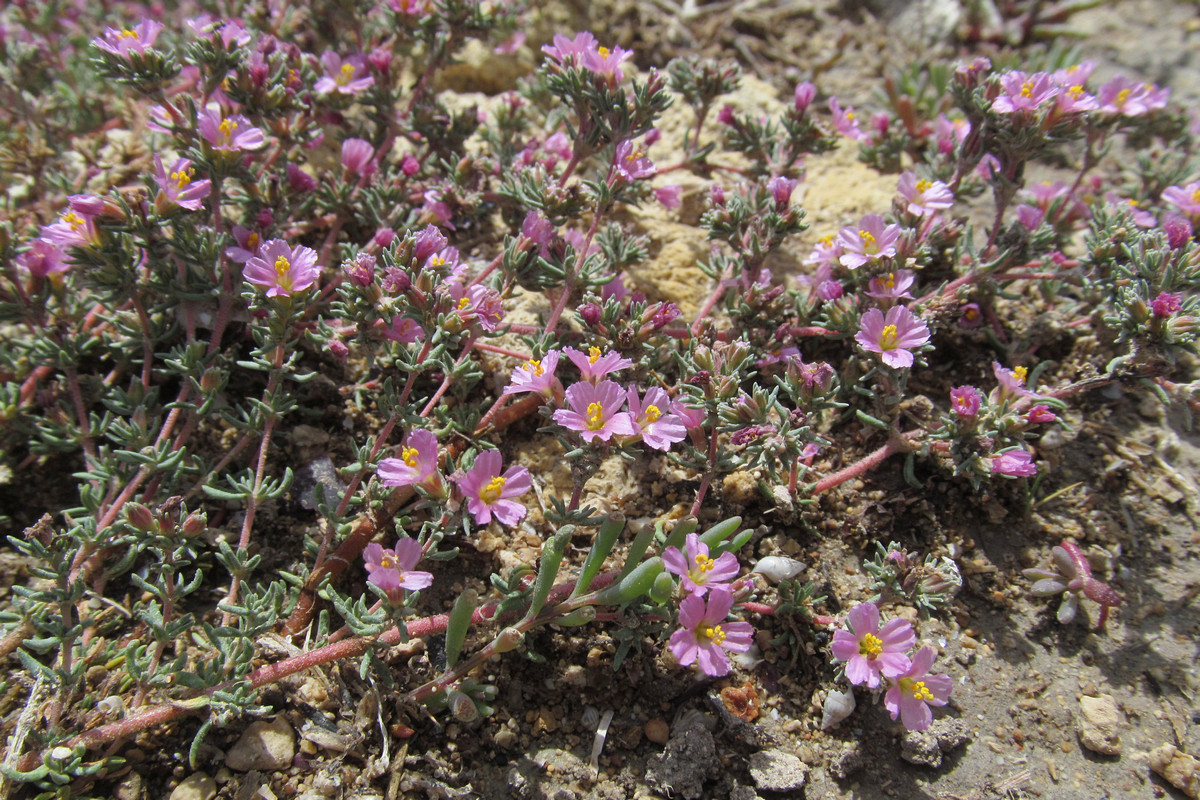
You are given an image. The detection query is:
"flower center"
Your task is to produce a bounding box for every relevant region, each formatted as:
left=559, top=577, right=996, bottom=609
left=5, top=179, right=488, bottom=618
left=1012, top=366, right=1027, bottom=384
left=380, top=553, right=397, bottom=569
left=819, top=234, right=834, bottom=246
left=457, top=297, right=470, bottom=310
left=597, top=46, right=610, bottom=58
left=858, top=633, right=883, bottom=658
left=698, top=624, right=726, bottom=646
left=859, top=229, right=877, bottom=254
left=643, top=404, right=660, bottom=423
left=1019, top=81, right=1033, bottom=98
left=246, top=232, right=260, bottom=251
left=585, top=402, right=605, bottom=431
left=844, top=110, right=855, bottom=121
left=337, top=62, right=356, bottom=85
left=879, top=324, right=898, bottom=350
left=119, top=28, right=138, bottom=39
left=171, top=168, right=193, bottom=189
left=480, top=476, right=506, bottom=504
left=525, top=359, right=544, bottom=377
left=63, top=212, right=83, bottom=230
left=588, top=346, right=602, bottom=364
left=1068, top=85, right=1084, bottom=100
left=694, top=553, right=714, bottom=573
left=898, top=678, right=933, bottom=701
left=274, top=255, right=291, bottom=279
left=883, top=272, right=896, bottom=289
left=1116, top=88, right=1131, bottom=105
left=401, top=446, right=419, bottom=468
left=1191, top=189, right=1200, bottom=205
left=218, top=118, right=237, bottom=142
left=915, top=179, right=931, bottom=194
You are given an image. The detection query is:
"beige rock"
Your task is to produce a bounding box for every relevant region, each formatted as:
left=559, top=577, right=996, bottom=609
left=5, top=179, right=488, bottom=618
left=169, top=772, right=217, bottom=800
left=1149, top=744, right=1200, bottom=798
left=225, top=717, right=296, bottom=772
left=1077, top=694, right=1121, bottom=756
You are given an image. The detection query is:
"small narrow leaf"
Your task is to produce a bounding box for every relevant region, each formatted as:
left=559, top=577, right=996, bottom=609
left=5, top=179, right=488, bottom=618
left=572, top=514, right=624, bottom=599
left=444, top=588, right=478, bottom=669
left=523, top=525, right=574, bottom=622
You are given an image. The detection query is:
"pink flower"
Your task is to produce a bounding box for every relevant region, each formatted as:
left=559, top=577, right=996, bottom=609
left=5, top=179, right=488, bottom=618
left=226, top=226, right=264, bottom=263
left=378, top=430, right=440, bottom=490
left=563, top=346, right=633, bottom=383
left=1027, top=405, right=1057, bottom=424
left=153, top=156, right=211, bottom=212
left=654, top=185, right=682, bottom=209
left=1015, top=204, right=1044, bottom=230
left=663, top=533, right=739, bottom=596
left=364, top=538, right=433, bottom=597
left=613, top=140, right=656, bottom=183
left=581, top=43, right=633, bottom=85
left=447, top=283, right=504, bottom=331
left=1152, top=291, right=1183, bottom=317
left=541, top=31, right=598, bottom=65
left=897, top=172, right=954, bottom=216
left=992, top=71, right=1058, bottom=114
left=865, top=269, right=915, bottom=302
left=341, top=138, right=376, bottom=176
left=552, top=380, right=635, bottom=443
left=455, top=450, right=531, bottom=526
left=668, top=588, right=754, bottom=677
left=959, top=302, right=983, bottom=328
left=41, top=205, right=101, bottom=251
left=243, top=239, right=320, bottom=297
left=830, top=602, right=914, bottom=689
left=837, top=214, right=902, bottom=269
left=992, top=449, right=1038, bottom=477
left=93, top=19, right=163, bottom=57
left=950, top=386, right=981, bottom=418
left=671, top=397, right=707, bottom=431
left=503, top=351, right=561, bottom=398
left=992, top=362, right=1036, bottom=398
left=16, top=238, right=68, bottom=279
left=855, top=306, right=931, bottom=370
left=883, top=646, right=952, bottom=731
left=626, top=387, right=687, bottom=451
left=384, top=317, right=424, bottom=344
left=198, top=108, right=265, bottom=152
left=767, top=176, right=798, bottom=210
left=804, top=234, right=842, bottom=270
left=828, top=97, right=866, bottom=141
left=794, top=81, right=816, bottom=112
left=314, top=51, right=375, bottom=95
left=1097, top=76, right=1162, bottom=116
left=1163, top=214, right=1194, bottom=249
left=1163, top=181, right=1200, bottom=218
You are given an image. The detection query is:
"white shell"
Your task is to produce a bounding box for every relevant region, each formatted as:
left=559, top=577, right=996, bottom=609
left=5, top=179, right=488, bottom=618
left=751, top=556, right=807, bottom=583
left=821, top=688, right=856, bottom=730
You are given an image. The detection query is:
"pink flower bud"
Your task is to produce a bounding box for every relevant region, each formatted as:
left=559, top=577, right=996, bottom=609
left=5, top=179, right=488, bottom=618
left=577, top=302, right=602, bottom=326
left=374, top=227, right=396, bottom=248
left=401, top=155, right=420, bottom=176
left=794, top=81, right=816, bottom=112
left=1163, top=213, right=1193, bottom=249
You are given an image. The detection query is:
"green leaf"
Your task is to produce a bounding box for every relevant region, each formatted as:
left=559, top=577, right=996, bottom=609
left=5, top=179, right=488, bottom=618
left=444, top=589, right=477, bottom=669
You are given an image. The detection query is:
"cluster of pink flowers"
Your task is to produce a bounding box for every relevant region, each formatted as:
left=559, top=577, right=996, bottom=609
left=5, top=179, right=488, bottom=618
left=375, top=430, right=532, bottom=527
left=948, top=363, right=1060, bottom=478
left=830, top=602, right=952, bottom=731
left=541, top=31, right=633, bottom=87
left=991, top=63, right=1168, bottom=118
left=664, top=534, right=753, bottom=676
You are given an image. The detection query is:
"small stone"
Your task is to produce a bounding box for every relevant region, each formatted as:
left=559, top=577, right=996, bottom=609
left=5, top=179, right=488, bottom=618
left=748, top=750, right=809, bottom=792
left=226, top=717, right=296, bottom=771
left=169, top=772, right=217, bottom=800
left=901, top=718, right=970, bottom=767
left=115, top=771, right=144, bottom=800
left=1148, top=744, right=1200, bottom=798
left=1078, top=695, right=1121, bottom=756
left=644, top=719, right=670, bottom=745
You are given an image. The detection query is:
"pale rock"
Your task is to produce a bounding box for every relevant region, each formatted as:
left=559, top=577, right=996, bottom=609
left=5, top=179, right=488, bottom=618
left=1148, top=744, right=1200, bottom=797
left=226, top=717, right=296, bottom=771
left=1078, top=694, right=1121, bottom=756
left=169, top=772, right=217, bottom=800
left=748, top=749, right=809, bottom=792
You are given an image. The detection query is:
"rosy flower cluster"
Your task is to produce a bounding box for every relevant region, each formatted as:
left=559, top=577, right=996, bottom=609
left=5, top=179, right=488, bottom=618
left=831, top=602, right=952, bottom=731
left=664, top=534, right=752, bottom=677
left=375, top=430, right=532, bottom=528
left=948, top=363, right=1060, bottom=478
left=991, top=63, right=1168, bottom=118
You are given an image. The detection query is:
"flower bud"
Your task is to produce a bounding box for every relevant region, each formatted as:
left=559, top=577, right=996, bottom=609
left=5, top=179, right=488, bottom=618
left=794, top=81, right=816, bottom=113
left=447, top=689, right=479, bottom=723
left=577, top=302, right=602, bottom=327
left=492, top=626, right=525, bottom=653
left=126, top=503, right=157, bottom=533
left=181, top=510, right=208, bottom=537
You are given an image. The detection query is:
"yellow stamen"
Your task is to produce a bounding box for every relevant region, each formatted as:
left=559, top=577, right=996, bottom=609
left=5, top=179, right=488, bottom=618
left=1068, top=85, right=1084, bottom=100
left=859, top=229, right=877, bottom=254
left=119, top=28, right=138, bottom=39
left=883, top=272, right=896, bottom=289
left=1019, top=81, right=1033, bottom=98
left=1116, top=88, right=1131, bottom=106
left=380, top=553, right=397, bottom=569
left=63, top=211, right=83, bottom=230
left=915, top=179, right=931, bottom=194
left=859, top=633, right=883, bottom=658
left=644, top=404, right=661, bottom=423
left=879, top=324, right=898, bottom=350
left=525, top=359, right=544, bottom=377
left=819, top=233, right=834, bottom=246
left=401, top=446, right=419, bottom=468
left=1191, top=189, right=1200, bottom=205
left=1012, top=366, right=1027, bottom=384
left=694, top=553, right=714, bottom=573
left=597, top=46, right=610, bottom=58
left=845, top=111, right=855, bottom=121
left=480, top=476, right=506, bottom=504
left=585, top=401, right=605, bottom=431
left=457, top=297, right=470, bottom=310
left=699, top=624, right=726, bottom=646
left=274, top=256, right=291, bottom=279
left=170, top=168, right=193, bottom=189
left=898, top=677, right=934, bottom=701
left=588, top=346, right=602, bottom=364
left=218, top=118, right=237, bottom=140
left=246, top=232, right=260, bottom=250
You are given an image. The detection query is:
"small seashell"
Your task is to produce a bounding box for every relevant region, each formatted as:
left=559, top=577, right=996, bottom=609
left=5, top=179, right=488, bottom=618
left=821, top=688, right=856, bottom=730
left=752, top=556, right=807, bottom=583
